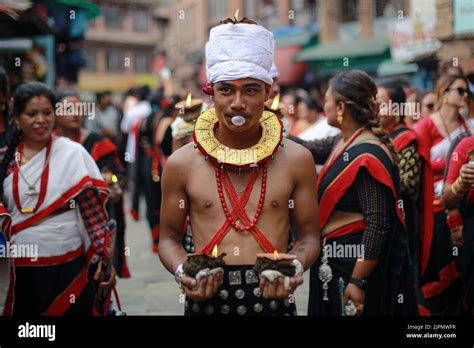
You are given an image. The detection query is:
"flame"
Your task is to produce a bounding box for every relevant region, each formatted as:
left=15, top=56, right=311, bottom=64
left=273, top=250, right=280, bottom=260
left=234, top=8, right=239, bottom=20
left=186, top=93, right=192, bottom=107
left=211, top=244, right=218, bottom=258
left=271, top=93, right=280, bottom=110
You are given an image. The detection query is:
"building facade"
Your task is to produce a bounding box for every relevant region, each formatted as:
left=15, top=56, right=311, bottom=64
left=79, top=0, right=159, bottom=92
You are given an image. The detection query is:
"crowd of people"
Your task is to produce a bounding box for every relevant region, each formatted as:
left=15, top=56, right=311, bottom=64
left=0, top=15, right=473, bottom=317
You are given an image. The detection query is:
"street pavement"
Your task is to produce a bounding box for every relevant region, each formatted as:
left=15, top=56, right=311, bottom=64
left=116, top=197, right=310, bottom=315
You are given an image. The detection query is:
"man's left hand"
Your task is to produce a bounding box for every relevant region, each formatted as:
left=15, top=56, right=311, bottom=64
left=259, top=274, right=304, bottom=300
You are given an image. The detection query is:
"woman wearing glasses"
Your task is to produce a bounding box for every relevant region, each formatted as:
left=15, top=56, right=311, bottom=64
left=415, top=72, right=470, bottom=315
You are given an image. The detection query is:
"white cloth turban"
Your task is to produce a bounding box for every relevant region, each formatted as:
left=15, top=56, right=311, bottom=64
left=205, top=23, right=275, bottom=85
left=270, top=62, right=280, bottom=79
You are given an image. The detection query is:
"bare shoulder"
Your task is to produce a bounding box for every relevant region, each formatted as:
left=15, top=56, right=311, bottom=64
left=280, top=138, right=315, bottom=166
left=163, top=142, right=196, bottom=177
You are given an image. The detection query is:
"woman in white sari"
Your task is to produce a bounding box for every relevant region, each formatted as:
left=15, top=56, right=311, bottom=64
left=0, top=82, right=115, bottom=315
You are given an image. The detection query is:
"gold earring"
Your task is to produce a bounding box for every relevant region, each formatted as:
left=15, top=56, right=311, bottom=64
left=443, top=97, right=448, bottom=104
left=337, top=111, right=344, bottom=125
left=16, top=122, right=20, bottom=131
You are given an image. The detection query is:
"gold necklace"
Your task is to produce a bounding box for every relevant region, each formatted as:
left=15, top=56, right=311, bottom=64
left=193, top=108, right=283, bottom=169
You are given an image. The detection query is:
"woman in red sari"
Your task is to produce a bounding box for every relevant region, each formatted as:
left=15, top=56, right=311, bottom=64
left=377, top=80, right=435, bottom=314
left=443, top=133, right=474, bottom=315
left=308, top=70, right=417, bottom=316
left=414, top=72, right=470, bottom=315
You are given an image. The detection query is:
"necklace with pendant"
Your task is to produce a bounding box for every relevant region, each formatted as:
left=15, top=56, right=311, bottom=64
left=13, top=137, right=53, bottom=213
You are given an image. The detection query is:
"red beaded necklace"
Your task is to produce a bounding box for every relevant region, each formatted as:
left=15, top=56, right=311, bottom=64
left=211, top=160, right=274, bottom=253
left=215, top=162, right=267, bottom=232
left=13, top=136, right=53, bottom=214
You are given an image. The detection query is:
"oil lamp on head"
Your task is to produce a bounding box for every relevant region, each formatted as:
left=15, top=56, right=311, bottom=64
left=264, top=93, right=285, bottom=119
left=175, top=93, right=203, bottom=122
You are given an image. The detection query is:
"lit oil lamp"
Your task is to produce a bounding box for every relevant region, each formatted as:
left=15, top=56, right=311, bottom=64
left=254, top=250, right=302, bottom=290
left=175, top=93, right=203, bottom=122
left=264, top=93, right=285, bottom=118
left=183, top=244, right=226, bottom=282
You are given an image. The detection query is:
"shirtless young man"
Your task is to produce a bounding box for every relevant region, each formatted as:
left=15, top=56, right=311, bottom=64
left=159, top=18, right=320, bottom=316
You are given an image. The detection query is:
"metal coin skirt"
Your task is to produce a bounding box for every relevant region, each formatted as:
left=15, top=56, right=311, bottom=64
left=184, top=265, right=297, bottom=316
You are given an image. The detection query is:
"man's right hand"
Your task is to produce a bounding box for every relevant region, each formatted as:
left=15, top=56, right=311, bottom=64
left=180, top=272, right=224, bottom=302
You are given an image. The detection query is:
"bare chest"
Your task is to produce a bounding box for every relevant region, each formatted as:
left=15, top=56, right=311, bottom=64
left=186, top=161, right=294, bottom=216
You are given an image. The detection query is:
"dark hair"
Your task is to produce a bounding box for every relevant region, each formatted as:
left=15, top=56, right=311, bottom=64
left=0, top=67, right=10, bottom=128
left=391, top=76, right=412, bottom=89
left=219, top=17, right=257, bottom=25
left=12, top=82, right=56, bottom=117
left=56, top=89, right=80, bottom=102
left=329, top=69, right=398, bottom=165
left=125, top=87, right=140, bottom=98
left=305, top=98, right=323, bottom=113
left=0, top=82, right=56, bottom=198
left=96, top=90, right=111, bottom=102
left=139, top=85, right=150, bottom=101
left=379, top=79, right=407, bottom=123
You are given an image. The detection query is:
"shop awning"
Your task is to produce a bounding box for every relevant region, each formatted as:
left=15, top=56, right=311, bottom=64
left=273, top=27, right=318, bottom=48
left=0, top=38, right=33, bottom=51
left=377, top=59, right=418, bottom=77
left=294, top=36, right=389, bottom=62
left=49, top=0, right=101, bottom=19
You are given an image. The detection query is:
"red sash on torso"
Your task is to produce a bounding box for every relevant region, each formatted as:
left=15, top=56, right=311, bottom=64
left=317, top=143, right=405, bottom=231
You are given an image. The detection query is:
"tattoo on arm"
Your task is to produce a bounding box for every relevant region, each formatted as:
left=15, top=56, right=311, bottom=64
left=292, top=241, right=310, bottom=254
